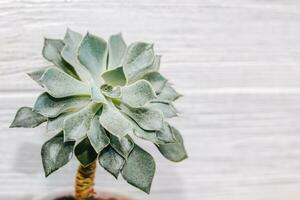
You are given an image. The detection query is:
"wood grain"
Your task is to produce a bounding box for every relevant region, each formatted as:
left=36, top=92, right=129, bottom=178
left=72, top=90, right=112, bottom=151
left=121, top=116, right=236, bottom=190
left=1, top=0, right=300, bottom=199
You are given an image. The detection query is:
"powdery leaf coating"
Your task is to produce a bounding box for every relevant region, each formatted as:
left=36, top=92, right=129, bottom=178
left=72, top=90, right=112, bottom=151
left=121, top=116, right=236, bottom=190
left=78, top=33, right=108, bottom=84
left=41, top=132, right=74, bottom=177
left=47, top=113, right=69, bottom=135
left=148, top=100, right=178, bottom=118
left=99, top=101, right=132, bottom=138
left=87, top=116, right=110, bottom=154
left=122, top=145, right=156, bottom=194
left=62, top=29, right=92, bottom=83
left=10, top=107, right=47, bottom=128
left=42, top=38, right=78, bottom=79
left=120, top=104, right=164, bottom=131
left=142, top=71, right=167, bottom=94
left=63, top=103, right=101, bottom=142
left=123, top=42, right=155, bottom=82
left=34, top=92, right=90, bottom=118
left=121, top=80, right=156, bottom=107
left=157, top=126, right=188, bottom=162
left=157, top=83, right=182, bottom=102
left=110, top=134, right=134, bottom=159
left=27, top=68, right=47, bottom=86
left=101, top=66, right=127, bottom=86
left=99, top=146, right=125, bottom=178
left=108, top=33, right=127, bottom=69
left=40, top=68, right=90, bottom=98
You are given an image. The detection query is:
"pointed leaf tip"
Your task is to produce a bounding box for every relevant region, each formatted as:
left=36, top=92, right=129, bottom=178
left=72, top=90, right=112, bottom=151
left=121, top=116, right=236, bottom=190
left=99, top=146, right=125, bottom=179
left=121, top=145, right=155, bottom=194
left=10, top=107, right=47, bottom=128
left=41, top=132, right=74, bottom=177
left=157, top=126, right=188, bottom=162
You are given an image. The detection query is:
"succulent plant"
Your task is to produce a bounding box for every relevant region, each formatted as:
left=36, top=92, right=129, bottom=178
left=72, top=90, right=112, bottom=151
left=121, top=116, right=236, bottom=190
left=10, top=29, right=187, bottom=199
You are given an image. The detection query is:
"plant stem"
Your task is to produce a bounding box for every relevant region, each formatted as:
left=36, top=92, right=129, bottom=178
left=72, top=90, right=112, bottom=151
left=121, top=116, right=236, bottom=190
left=75, top=161, right=97, bottom=200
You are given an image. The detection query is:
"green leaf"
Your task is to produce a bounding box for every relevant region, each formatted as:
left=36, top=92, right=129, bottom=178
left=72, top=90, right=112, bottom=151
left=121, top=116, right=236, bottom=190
left=126, top=116, right=159, bottom=144
left=99, top=101, right=132, bottom=138
left=158, top=83, right=182, bottom=102
left=63, top=28, right=82, bottom=46
left=47, top=113, right=70, bottom=135
left=101, top=67, right=127, bottom=86
left=148, top=100, right=177, bottom=118
left=40, top=68, right=91, bottom=98
left=120, top=104, right=164, bottom=131
left=121, top=145, right=156, bottom=194
left=120, top=80, right=157, bottom=107
left=108, top=33, right=127, bottom=69
left=157, top=126, right=187, bottom=162
left=142, top=72, right=167, bottom=94
left=91, top=86, right=107, bottom=104
left=74, top=137, right=98, bottom=167
left=62, top=29, right=92, bottom=83
left=156, top=122, right=176, bottom=143
left=123, top=42, right=155, bottom=82
left=101, top=85, right=121, bottom=99
left=10, top=107, right=47, bottom=128
left=41, top=132, right=75, bottom=177
left=110, top=134, right=134, bottom=159
left=78, top=33, right=108, bottom=84
left=151, top=55, right=161, bottom=71
left=87, top=116, right=110, bottom=154
left=64, top=103, right=101, bottom=142
left=99, top=146, right=125, bottom=178
left=42, top=38, right=78, bottom=79
left=27, top=68, right=47, bottom=86
left=34, top=93, right=90, bottom=118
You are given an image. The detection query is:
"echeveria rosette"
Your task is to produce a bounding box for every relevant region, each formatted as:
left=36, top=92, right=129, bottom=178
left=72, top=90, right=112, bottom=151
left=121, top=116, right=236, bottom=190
left=10, top=29, right=187, bottom=194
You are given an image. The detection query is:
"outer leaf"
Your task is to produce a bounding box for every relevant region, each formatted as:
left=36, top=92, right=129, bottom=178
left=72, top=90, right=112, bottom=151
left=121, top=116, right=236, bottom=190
left=40, top=68, right=90, bottom=98
left=10, top=107, right=47, bottom=128
left=34, top=92, right=90, bottom=118
left=123, top=115, right=159, bottom=144
left=41, top=132, right=74, bottom=177
left=158, top=83, right=182, bottom=102
left=108, top=33, right=127, bottom=69
left=148, top=100, right=177, bottom=118
left=99, top=146, right=125, bottom=178
left=99, top=101, right=132, bottom=138
left=120, top=104, right=164, bottom=131
left=157, top=126, right=187, bottom=162
left=123, top=42, right=155, bottom=82
left=27, top=68, right=47, bottom=86
left=62, top=29, right=92, bottom=83
left=42, top=38, right=78, bottom=79
left=87, top=116, right=110, bottom=154
left=151, top=55, right=161, bottom=71
left=75, top=137, right=98, bottom=167
left=156, top=122, right=176, bottom=143
left=121, top=145, right=156, bottom=194
left=64, top=103, right=101, bottom=142
left=63, top=28, right=82, bottom=46
left=110, top=134, right=134, bottom=159
left=78, top=33, right=108, bottom=84
left=142, top=71, right=167, bottom=94
left=47, top=113, right=70, bottom=135
left=121, top=80, right=156, bottom=107
left=101, top=67, right=127, bottom=86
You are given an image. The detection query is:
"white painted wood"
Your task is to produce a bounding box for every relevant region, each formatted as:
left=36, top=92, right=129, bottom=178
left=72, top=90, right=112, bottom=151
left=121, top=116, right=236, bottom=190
left=1, top=0, right=300, bottom=199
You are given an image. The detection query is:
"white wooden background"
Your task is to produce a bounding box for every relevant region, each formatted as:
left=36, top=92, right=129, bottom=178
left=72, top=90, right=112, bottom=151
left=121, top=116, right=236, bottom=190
left=2, top=0, right=300, bottom=199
